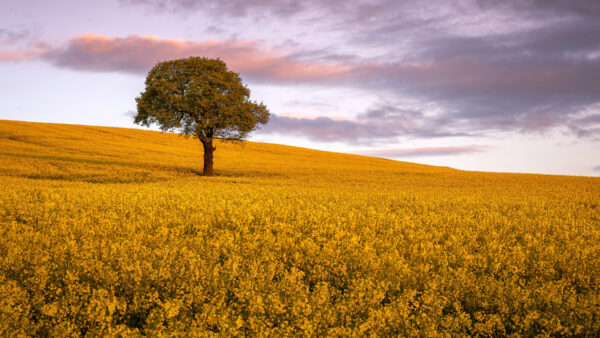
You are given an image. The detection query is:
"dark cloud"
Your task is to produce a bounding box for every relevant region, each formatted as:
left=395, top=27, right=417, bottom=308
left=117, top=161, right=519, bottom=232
left=357, top=105, right=423, bottom=121
left=0, top=28, right=30, bottom=45
left=120, top=0, right=308, bottom=17
left=576, top=113, right=600, bottom=125
left=477, top=0, right=600, bottom=18
left=262, top=114, right=383, bottom=144
left=566, top=112, right=600, bottom=139
left=332, top=0, right=600, bottom=138
left=594, top=165, right=600, bottom=172
left=356, top=145, right=488, bottom=158
left=260, top=104, right=470, bottom=145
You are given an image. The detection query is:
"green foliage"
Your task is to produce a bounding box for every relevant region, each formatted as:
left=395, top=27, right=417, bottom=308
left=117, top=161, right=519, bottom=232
left=134, top=57, right=269, bottom=142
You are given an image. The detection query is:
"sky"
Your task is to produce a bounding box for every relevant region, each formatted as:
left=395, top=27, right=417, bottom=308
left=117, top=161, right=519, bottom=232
left=1, top=0, right=599, bottom=176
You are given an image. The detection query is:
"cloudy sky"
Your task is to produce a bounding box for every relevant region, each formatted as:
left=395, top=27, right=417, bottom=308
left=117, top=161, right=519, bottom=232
left=1, top=0, right=599, bottom=175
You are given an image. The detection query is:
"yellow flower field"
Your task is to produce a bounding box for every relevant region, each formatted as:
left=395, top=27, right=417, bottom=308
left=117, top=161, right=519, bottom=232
left=1, top=119, right=599, bottom=336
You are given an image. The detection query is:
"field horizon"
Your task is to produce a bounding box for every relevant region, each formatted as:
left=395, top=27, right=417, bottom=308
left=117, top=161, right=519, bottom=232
left=0, top=119, right=453, bottom=183
left=2, top=118, right=461, bottom=178
left=2, top=119, right=594, bottom=178
left=1, top=119, right=599, bottom=336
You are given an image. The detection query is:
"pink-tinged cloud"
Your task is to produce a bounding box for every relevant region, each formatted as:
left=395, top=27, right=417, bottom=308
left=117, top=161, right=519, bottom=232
left=0, top=49, right=45, bottom=61
left=42, top=34, right=349, bottom=82
left=356, top=145, right=489, bottom=158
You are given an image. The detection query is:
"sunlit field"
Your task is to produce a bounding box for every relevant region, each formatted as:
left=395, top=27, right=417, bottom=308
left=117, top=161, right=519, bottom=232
left=1, top=119, right=599, bottom=336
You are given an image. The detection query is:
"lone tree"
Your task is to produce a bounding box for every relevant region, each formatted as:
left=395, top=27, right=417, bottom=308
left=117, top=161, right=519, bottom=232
left=134, top=57, right=270, bottom=176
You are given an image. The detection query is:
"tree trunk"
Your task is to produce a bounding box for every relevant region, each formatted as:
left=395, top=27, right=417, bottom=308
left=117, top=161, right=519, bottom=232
left=201, top=139, right=215, bottom=176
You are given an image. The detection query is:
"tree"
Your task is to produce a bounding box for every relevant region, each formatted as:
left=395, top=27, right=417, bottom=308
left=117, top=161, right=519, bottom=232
left=134, top=57, right=270, bottom=176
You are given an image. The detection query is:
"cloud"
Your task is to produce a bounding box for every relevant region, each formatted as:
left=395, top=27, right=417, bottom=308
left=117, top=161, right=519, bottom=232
left=0, top=48, right=45, bottom=61
left=594, top=165, right=600, bottom=172
left=477, top=0, right=600, bottom=18
left=342, top=52, right=600, bottom=136
left=331, top=4, right=600, bottom=138
left=261, top=95, right=599, bottom=145
left=0, top=28, right=30, bottom=45
left=5, top=0, right=600, bottom=142
left=4, top=31, right=598, bottom=142
left=260, top=104, right=470, bottom=145
left=42, top=34, right=349, bottom=83
left=356, top=145, right=488, bottom=158
left=120, top=0, right=309, bottom=17
left=0, top=28, right=45, bottom=61
left=262, top=114, right=384, bottom=144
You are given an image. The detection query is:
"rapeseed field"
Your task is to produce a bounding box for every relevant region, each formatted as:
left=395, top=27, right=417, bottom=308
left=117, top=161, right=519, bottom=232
left=1, top=119, right=599, bottom=336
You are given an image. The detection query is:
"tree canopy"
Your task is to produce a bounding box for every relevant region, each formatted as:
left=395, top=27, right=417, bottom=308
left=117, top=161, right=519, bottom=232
left=134, top=57, right=270, bottom=176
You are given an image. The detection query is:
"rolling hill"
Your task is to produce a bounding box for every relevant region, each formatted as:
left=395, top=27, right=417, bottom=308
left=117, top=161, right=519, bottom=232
left=1, top=119, right=599, bottom=336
